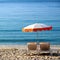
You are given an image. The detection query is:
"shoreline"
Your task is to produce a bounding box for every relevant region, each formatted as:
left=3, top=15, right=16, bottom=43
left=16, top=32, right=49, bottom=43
left=0, top=44, right=60, bottom=49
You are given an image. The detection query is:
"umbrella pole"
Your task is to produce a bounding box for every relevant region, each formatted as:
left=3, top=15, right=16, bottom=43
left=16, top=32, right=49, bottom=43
left=37, top=31, right=38, bottom=39
left=37, top=31, right=39, bottom=43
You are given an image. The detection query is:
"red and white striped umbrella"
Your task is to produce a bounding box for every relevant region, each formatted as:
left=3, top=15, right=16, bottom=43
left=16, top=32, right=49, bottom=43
left=22, top=23, right=52, bottom=32
left=22, top=23, right=52, bottom=39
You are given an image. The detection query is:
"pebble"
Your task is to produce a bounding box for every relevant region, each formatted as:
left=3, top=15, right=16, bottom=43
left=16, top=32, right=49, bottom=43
left=0, top=48, right=60, bottom=60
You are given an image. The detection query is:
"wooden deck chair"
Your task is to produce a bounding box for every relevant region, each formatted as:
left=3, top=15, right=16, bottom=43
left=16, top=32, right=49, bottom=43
left=27, top=42, right=38, bottom=55
left=39, top=42, right=51, bottom=55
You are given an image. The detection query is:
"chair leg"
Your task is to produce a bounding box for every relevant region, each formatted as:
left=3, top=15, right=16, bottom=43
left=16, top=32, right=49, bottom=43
left=27, top=49, right=30, bottom=55
left=57, top=50, right=59, bottom=56
left=50, top=50, right=53, bottom=56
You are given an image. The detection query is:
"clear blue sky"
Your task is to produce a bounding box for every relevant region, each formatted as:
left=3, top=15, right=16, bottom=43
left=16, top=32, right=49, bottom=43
left=0, top=0, right=60, bottom=2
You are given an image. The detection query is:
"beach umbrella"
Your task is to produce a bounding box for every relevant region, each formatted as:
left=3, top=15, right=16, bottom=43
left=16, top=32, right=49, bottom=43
left=22, top=23, right=52, bottom=40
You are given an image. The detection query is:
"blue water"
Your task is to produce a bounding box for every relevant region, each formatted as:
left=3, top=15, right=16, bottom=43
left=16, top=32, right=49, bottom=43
left=0, top=2, right=60, bottom=45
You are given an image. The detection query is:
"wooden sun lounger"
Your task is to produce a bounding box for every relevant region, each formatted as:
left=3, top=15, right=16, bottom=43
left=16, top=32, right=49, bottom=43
left=27, top=42, right=38, bottom=55
left=39, top=42, right=51, bottom=54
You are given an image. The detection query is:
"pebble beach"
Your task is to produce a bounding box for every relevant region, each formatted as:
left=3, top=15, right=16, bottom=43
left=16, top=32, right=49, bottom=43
left=0, top=45, right=60, bottom=60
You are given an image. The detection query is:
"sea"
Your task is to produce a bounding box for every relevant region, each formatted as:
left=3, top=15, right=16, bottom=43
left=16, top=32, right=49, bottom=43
left=0, top=2, right=60, bottom=45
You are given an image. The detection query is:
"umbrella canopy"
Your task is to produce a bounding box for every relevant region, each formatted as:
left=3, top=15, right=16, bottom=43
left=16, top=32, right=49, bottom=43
left=22, top=23, right=52, bottom=32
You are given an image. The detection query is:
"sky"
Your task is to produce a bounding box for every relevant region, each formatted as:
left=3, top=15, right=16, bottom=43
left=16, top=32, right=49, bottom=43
left=0, top=0, right=60, bottom=2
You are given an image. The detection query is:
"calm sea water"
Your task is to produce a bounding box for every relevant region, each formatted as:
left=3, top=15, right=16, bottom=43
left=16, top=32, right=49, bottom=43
left=0, top=2, right=60, bottom=45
